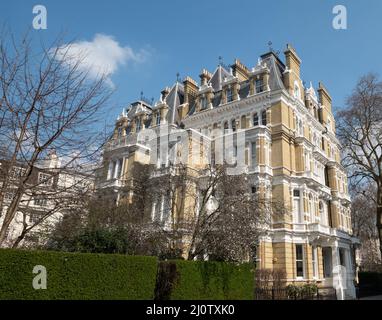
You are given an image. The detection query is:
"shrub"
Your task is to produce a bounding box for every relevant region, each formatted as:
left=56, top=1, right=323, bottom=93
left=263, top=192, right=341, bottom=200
left=156, top=260, right=254, bottom=300
left=286, top=284, right=302, bottom=299
left=0, top=249, right=157, bottom=300
left=301, top=283, right=318, bottom=298
left=286, top=284, right=318, bottom=300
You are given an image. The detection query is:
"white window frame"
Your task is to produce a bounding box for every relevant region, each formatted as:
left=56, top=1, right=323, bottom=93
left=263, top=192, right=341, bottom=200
left=200, top=96, right=208, bottom=110
left=251, top=141, right=257, bottom=168
left=10, top=166, right=26, bottom=180
left=293, top=189, right=302, bottom=223
left=34, top=196, right=47, bottom=207
left=294, top=80, right=301, bottom=99
left=38, top=172, right=53, bottom=186
left=255, top=78, right=263, bottom=93
left=312, top=246, right=318, bottom=279
left=295, top=244, right=305, bottom=279
left=226, top=87, right=233, bottom=102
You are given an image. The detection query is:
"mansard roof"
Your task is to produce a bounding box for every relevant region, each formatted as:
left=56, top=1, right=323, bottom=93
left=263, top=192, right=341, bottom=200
left=164, top=82, right=184, bottom=125
left=260, top=51, right=286, bottom=91
left=124, top=100, right=152, bottom=119
left=186, top=51, right=286, bottom=117
left=208, top=65, right=232, bottom=91
left=118, top=50, right=288, bottom=123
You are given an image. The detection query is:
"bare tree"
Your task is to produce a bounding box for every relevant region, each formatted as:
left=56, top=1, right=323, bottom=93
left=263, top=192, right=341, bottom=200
left=186, top=164, right=277, bottom=262
left=349, top=182, right=381, bottom=269
left=0, top=29, right=112, bottom=247
left=336, top=73, right=382, bottom=259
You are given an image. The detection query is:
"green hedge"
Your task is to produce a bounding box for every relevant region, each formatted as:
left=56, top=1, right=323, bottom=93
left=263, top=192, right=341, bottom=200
left=0, top=249, right=157, bottom=300
left=156, top=260, right=255, bottom=300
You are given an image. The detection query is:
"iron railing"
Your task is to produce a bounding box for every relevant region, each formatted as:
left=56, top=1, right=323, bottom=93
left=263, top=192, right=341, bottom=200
left=254, top=287, right=337, bottom=300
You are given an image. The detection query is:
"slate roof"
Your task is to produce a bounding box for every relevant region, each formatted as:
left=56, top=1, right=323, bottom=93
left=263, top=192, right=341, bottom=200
left=121, top=51, right=287, bottom=125
left=186, top=51, right=286, bottom=118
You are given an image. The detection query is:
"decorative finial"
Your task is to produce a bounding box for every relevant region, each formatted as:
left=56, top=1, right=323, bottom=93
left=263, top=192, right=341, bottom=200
left=218, top=56, right=223, bottom=66
left=176, top=72, right=181, bottom=83
left=140, top=91, right=144, bottom=100
left=268, top=41, right=273, bottom=52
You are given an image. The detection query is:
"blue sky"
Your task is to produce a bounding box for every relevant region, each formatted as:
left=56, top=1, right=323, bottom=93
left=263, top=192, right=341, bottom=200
left=2, top=0, right=382, bottom=125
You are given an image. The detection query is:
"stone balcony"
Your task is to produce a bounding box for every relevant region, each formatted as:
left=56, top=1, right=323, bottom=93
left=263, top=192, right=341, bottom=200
left=97, top=178, right=124, bottom=189
left=105, top=134, right=141, bottom=151
left=292, top=223, right=352, bottom=239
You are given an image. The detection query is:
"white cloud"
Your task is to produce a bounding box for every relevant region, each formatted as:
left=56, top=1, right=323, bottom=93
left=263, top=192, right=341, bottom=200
left=54, top=34, right=148, bottom=86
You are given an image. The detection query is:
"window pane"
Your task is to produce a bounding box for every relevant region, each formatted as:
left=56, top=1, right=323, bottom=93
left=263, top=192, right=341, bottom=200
left=296, top=261, right=304, bottom=277
left=253, top=113, right=259, bottom=126
left=296, top=244, right=303, bottom=260
left=261, top=111, right=267, bottom=125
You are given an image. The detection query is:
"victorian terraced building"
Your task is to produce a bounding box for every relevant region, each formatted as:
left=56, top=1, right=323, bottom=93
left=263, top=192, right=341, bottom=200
left=97, top=45, right=359, bottom=299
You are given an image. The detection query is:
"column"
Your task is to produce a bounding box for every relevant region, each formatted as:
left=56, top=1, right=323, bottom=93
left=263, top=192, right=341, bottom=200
left=113, top=160, right=120, bottom=179
left=107, top=161, right=114, bottom=180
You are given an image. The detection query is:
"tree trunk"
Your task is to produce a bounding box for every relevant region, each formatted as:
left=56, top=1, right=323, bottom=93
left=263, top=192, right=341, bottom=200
left=0, top=193, right=23, bottom=246
left=12, top=233, right=25, bottom=248
left=377, top=204, right=382, bottom=261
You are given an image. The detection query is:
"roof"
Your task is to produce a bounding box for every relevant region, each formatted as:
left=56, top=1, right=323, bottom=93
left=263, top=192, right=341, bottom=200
left=164, top=82, right=184, bottom=125
left=186, top=52, right=286, bottom=117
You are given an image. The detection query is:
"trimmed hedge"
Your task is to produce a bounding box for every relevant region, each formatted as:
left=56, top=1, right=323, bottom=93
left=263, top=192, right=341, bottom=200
left=0, top=249, right=157, bottom=300
left=155, top=260, right=255, bottom=300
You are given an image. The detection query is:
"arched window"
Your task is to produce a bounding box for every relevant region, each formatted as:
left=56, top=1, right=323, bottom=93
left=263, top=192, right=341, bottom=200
left=261, top=110, right=267, bottom=126
left=156, top=113, right=161, bottom=126
left=253, top=113, right=259, bottom=126
left=241, top=115, right=247, bottom=129
left=223, top=121, right=229, bottom=132
left=231, top=119, right=236, bottom=132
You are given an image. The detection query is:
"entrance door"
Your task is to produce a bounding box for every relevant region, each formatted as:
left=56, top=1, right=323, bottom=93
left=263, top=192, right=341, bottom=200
left=322, top=247, right=332, bottom=278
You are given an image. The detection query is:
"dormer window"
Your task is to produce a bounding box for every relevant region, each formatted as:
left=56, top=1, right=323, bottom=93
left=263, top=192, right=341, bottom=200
left=327, top=118, right=332, bottom=132
left=253, top=113, right=259, bottom=126
left=255, top=78, right=264, bottom=93
left=156, top=113, right=161, bottom=126
left=117, top=127, right=123, bottom=137
left=136, top=118, right=141, bottom=132
left=200, top=96, right=208, bottom=110
left=226, top=87, right=233, bottom=103
left=313, top=106, right=318, bottom=119
left=294, top=81, right=301, bottom=99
